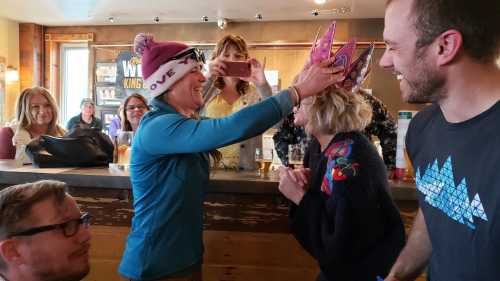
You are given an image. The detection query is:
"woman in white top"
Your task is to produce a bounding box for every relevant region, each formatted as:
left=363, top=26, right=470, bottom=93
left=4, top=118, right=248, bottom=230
left=8, top=87, right=65, bottom=164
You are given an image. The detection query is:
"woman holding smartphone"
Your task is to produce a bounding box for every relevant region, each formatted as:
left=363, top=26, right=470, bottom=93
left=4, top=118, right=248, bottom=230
left=202, top=35, right=272, bottom=170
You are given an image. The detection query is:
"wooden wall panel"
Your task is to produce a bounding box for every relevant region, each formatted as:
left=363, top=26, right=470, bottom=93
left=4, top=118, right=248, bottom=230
left=250, top=48, right=309, bottom=91
left=19, top=23, right=43, bottom=90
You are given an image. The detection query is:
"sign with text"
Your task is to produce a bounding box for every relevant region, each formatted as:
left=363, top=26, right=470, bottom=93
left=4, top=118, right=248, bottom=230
left=115, top=51, right=148, bottom=98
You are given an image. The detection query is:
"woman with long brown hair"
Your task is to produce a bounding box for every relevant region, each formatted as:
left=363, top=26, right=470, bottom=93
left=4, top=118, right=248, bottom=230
left=120, top=93, right=150, bottom=132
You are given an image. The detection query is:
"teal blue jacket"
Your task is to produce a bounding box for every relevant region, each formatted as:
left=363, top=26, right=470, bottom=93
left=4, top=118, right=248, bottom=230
left=119, top=90, right=293, bottom=280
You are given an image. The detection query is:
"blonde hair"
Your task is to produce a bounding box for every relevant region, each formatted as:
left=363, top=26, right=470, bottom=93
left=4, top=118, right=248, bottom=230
left=15, top=87, right=65, bottom=136
left=211, top=35, right=250, bottom=95
left=305, top=87, right=372, bottom=136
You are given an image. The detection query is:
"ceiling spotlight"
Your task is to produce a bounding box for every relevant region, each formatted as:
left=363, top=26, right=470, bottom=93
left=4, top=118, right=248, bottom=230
left=108, top=16, right=115, bottom=23
left=201, top=15, right=209, bottom=22
left=311, top=9, right=320, bottom=16
left=217, top=18, right=228, bottom=30
left=154, top=16, right=160, bottom=23
left=314, top=0, right=326, bottom=4
left=255, top=13, right=263, bottom=20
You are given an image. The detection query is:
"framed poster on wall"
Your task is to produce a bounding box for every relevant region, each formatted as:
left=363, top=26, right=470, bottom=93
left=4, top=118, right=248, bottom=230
left=95, top=62, right=117, bottom=83
left=96, top=86, right=120, bottom=106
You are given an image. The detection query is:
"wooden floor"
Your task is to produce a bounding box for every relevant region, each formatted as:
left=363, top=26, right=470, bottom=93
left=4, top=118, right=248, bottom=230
left=80, top=200, right=426, bottom=281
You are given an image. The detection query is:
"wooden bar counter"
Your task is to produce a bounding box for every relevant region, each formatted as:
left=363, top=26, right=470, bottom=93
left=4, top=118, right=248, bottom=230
left=0, top=160, right=419, bottom=281
left=0, top=160, right=416, bottom=198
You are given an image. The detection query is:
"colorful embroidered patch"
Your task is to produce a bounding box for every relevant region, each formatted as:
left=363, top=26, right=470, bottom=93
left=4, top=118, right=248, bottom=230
left=321, top=139, right=360, bottom=195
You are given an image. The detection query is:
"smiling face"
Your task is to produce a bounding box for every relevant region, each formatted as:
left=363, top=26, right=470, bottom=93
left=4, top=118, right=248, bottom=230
left=380, top=0, right=446, bottom=103
left=15, top=195, right=91, bottom=281
left=28, top=92, right=54, bottom=127
left=125, top=97, right=148, bottom=130
left=167, top=65, right=207, bottom=114
left=81, top=102, right=95, bottom=118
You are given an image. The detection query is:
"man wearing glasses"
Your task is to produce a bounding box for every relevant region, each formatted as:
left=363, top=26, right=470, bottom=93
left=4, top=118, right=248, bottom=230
left=0, top=180, right=92, bottom=281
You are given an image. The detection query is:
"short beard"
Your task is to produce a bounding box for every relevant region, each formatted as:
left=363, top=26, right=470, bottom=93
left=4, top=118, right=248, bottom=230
left=406, top=70, right=446, bottom=103
left=405, top=46, right=447, bottom=103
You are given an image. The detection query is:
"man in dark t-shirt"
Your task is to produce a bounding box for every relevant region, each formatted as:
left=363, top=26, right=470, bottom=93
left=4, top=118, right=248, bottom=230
left=406, top=103, right=500, bottom=280
left=379, top=0, right=500, bottom=280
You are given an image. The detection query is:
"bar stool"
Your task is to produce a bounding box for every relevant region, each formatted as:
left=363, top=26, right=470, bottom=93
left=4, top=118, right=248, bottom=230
left=0, top=127, right=16, bottom=159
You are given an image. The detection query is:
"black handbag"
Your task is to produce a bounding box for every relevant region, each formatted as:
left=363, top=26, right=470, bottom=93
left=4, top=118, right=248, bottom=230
left=25, top=128, right=114, bottom=168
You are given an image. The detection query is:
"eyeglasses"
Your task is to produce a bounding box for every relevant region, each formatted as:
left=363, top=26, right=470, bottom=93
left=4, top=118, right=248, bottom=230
left=126, top=104, right=147, bottom=111
left=8, top=212, right=92, bottom=238
left=170, top=47, right=206, bottom=64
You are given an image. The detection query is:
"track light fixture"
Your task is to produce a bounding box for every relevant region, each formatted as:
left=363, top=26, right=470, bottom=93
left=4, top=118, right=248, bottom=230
left=217, top=18, right=228, bottom=29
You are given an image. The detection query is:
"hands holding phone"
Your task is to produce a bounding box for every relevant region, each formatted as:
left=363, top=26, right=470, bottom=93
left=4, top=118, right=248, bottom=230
left=208, top=57, right=267, bottom=86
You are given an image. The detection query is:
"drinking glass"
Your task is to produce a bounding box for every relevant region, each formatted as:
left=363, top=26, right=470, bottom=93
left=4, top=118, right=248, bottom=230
left=116, top=131, right=133, bottom=165
left=288, top=144, right=305, bottom=168
left=255, top=148, right=263, bottom=176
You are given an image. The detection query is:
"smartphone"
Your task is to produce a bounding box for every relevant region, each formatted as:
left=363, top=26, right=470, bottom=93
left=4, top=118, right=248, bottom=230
left=223, top=61, right=251, bottom=77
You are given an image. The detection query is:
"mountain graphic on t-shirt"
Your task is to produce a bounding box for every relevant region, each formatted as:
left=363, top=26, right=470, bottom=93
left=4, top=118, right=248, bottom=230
left=415, top=156, right=488, bottom=230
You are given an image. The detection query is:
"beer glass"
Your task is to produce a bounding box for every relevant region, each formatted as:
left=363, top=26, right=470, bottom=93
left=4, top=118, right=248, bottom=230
left=288, top=144, right=304, bottom=168
left=116, top=131, right=133, bottom=165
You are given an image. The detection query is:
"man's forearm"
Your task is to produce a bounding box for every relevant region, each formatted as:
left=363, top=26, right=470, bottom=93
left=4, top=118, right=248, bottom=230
left=387, top=209, right=432, bottom=281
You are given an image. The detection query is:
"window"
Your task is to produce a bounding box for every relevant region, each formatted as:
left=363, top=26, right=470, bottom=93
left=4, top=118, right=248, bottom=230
left=60, top=44, right=89, bottom=127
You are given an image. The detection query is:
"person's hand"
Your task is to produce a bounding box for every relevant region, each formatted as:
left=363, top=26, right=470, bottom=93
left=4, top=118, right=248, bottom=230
left=207, top=57, right=227, bottom=78
left=384, top=275, right=402, bottom=281
left=292, top=167, right=311, bottom=187
left=240, top=58, right=267, bottom=86
left=293, top=56, right=345, bottom=99
left=278, top=166, right=310, bottom=205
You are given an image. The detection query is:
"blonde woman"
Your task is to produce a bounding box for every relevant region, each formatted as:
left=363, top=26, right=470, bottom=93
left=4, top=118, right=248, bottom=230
left=202, top=35, right=272, bottom=170
left=278, top=87, right=405, bottom=281
left=8, top=87, right=65, bottom=164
